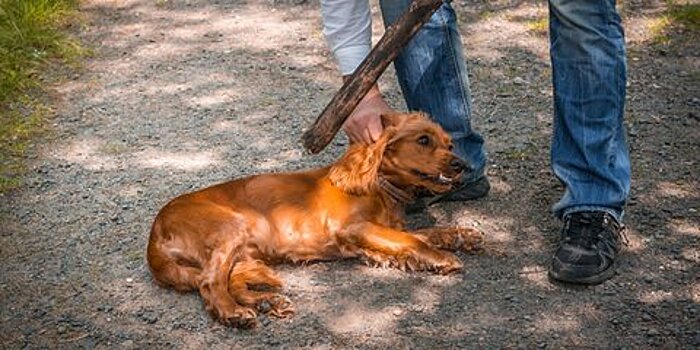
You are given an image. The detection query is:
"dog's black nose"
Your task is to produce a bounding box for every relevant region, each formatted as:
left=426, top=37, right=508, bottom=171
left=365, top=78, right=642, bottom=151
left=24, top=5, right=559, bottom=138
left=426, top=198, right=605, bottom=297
left=450, top=158, right=467, bottom=173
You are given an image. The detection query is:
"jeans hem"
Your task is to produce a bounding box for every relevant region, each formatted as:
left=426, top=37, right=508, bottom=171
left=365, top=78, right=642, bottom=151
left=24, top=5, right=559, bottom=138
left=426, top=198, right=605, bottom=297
left=560, top=206, right=624, bottom=224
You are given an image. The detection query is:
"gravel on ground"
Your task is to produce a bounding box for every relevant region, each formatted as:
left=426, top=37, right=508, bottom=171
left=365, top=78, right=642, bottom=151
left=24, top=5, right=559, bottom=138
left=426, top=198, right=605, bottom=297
left=1, top=0, right=698, bottom=348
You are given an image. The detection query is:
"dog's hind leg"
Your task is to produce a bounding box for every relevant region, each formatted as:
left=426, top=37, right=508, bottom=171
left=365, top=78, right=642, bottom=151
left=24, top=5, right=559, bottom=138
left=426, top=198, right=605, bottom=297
left=147, top=236, right=202, bottom=292
left=198, top=242, right=258, bottom=328
left=229, top=260, right=294, bottom=318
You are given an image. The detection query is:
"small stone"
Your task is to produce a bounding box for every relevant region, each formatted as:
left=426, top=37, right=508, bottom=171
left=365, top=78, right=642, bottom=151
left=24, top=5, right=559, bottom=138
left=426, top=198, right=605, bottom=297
left=392, top=308, right=404, bottom=316
left=512, top=77, right=527, bottom=85
left=642, top=313, right=653, bottom=321
left=126, top=278, right=133, bottom=283
left=140, top=310, right=158, bottom=324
left=258, top=300, right=271, bottom=314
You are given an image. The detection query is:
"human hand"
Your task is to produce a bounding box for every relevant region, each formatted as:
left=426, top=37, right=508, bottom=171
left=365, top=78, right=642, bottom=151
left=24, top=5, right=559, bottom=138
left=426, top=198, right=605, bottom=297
left=343, top=84, right=395, bottom=144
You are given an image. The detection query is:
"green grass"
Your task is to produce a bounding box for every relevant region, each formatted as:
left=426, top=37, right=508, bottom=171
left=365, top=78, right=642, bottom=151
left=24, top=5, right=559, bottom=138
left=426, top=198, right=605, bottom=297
left=527, top=18, right=548, bottom=35
left=650, top=2, right=700, bottom=44
left=0, top=0, right=84, bottom=193
left=669, top=3, right=700, bottom=30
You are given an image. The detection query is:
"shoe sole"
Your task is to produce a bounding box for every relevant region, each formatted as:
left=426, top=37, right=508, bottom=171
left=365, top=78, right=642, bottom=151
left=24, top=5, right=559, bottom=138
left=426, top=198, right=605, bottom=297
left=429, top=178, right=490, bottom=204
left=548, top=261, right=617, bottom=285
left=406, top=189, right=488, bottom=214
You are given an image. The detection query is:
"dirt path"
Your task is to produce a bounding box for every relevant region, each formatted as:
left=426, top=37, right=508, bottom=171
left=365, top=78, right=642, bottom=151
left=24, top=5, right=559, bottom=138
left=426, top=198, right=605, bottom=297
left=1, top=0, right=698, bottom=348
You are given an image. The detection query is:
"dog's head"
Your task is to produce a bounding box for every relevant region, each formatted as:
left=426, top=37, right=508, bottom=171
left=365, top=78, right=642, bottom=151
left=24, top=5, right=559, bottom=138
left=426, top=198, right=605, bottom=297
left=329, top=112, right=467, bottom=196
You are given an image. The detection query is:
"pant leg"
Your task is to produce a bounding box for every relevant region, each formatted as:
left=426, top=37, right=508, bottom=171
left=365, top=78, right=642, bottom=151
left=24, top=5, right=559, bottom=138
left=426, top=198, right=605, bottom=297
left=379, top=0, right=486, bottom=183
left=548, top=0, right=630, bottom=221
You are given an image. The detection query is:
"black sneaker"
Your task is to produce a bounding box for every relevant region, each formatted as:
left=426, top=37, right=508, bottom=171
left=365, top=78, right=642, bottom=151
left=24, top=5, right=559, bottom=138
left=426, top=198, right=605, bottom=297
left=549, top=211, right=627, bottom=285
left=406, top=176, right=490, bottom=213
left=430, top=176, right=490, bottom=203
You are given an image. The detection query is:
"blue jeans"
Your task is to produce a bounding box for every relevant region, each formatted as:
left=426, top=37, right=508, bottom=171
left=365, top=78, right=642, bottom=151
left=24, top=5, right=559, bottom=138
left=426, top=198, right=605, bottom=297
left=379, top=0, right=630, bottom=221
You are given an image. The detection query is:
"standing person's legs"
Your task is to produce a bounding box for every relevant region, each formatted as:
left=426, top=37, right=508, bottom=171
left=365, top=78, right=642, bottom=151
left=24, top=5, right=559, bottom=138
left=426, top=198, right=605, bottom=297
left=379, top=0, right=488, bottom=197
left=548, top=0, right=630, bottom=284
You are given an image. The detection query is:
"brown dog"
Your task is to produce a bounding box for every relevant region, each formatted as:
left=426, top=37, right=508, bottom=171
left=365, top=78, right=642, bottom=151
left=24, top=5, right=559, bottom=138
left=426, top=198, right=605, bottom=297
left=146, top=112, right=483, bottom=328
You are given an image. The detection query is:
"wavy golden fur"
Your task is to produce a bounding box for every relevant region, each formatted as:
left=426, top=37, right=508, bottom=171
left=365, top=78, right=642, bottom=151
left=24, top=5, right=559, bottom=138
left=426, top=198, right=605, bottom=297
left=146, top=112, right=483, bottom=328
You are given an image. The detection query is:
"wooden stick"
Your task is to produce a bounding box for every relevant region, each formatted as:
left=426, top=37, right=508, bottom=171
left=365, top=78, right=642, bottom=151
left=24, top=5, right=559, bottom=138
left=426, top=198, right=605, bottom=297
left=302, top=0, right=444, bottom=154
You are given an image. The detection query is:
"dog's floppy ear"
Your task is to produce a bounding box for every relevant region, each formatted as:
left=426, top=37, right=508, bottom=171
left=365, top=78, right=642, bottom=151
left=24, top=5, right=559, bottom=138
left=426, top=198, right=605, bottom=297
left=329, top=127, right=398, bottom=196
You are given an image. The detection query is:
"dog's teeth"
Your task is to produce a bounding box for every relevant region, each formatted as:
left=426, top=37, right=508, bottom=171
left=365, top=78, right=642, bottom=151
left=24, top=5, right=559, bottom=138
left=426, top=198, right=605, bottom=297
left=437, top=173, right=452, bottom=184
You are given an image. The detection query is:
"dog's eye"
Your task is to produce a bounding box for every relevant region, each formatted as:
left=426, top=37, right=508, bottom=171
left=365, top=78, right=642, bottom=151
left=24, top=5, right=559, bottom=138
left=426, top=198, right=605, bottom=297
left=417, top=135, right=430, bottom=146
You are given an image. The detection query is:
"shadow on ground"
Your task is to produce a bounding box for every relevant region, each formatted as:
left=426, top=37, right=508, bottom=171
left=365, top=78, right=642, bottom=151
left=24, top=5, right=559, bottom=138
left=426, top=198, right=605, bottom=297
left=0, top=0, right=697, bottom=348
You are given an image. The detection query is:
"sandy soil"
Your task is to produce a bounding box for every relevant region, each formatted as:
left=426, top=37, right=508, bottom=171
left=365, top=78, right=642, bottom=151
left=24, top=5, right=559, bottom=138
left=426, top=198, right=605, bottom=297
left=1, top=0, right=698, bottom=348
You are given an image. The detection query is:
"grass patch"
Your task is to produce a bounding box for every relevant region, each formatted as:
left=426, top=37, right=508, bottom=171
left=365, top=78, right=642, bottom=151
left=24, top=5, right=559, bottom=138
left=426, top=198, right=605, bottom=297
left=527, top=18, right=548, bottom=35
left=502, top=143, right=538, bottom=161
left=155, top=0, right=170, bottom=8
left=99, top=141, right=129, bottom=155
left=0, top=96, right=50, bottom=191
left=650, top=2, right=700, bottom=44
left=0, top=0, right=85, bottom=193
left=649, top=15, right=672, bottom=44
left=669, top=3, right=700, bottom=30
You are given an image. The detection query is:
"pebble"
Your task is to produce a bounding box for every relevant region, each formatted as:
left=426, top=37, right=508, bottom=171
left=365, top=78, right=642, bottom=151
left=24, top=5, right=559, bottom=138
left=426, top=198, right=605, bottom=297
left=258, top=300, right=272, bottom=314
left=512, top=77, right=528, bottom=85
left=139, top=310, right=158, bottom=324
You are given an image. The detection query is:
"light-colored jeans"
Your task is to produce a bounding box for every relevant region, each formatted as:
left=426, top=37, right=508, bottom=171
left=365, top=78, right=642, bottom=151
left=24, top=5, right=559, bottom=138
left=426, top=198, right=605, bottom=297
left=379, top=0, right=630, bottom=221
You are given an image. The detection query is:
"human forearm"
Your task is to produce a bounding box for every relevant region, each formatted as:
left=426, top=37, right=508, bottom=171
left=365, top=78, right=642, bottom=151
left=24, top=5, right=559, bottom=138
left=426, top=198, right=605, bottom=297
left=321, top=0, right=372, bottom=75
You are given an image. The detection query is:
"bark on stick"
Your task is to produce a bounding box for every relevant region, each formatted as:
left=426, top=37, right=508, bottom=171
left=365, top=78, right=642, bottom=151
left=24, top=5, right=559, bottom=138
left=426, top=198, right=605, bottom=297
left=302, top=0, right=444, bottom=154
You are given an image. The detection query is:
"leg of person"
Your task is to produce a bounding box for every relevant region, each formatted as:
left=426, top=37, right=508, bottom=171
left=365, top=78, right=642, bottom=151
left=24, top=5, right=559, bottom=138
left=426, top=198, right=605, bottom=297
left=547, top=0, right=631, bottom=284
left=379, top=0, right=489, bottom=203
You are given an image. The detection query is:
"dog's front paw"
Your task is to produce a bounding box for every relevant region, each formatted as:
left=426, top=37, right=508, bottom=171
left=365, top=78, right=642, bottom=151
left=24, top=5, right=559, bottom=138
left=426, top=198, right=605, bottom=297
left=456, top=227, right=484, bottom=253
left=213, top=305, right=258, bottom=329
left=433, top=253, right=463, bottom=275
left=258, top=294, right=295, bottom=319
left=416, top=227, right=484, bottom=253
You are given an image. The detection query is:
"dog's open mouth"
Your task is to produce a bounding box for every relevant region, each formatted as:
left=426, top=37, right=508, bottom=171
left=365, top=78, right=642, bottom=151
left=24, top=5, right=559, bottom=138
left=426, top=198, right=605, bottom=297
left=414, top=170, right=457, bottom=185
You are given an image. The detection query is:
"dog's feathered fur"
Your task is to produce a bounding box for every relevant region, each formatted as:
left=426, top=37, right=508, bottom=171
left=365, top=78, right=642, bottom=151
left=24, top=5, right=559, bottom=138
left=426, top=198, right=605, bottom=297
left=146, top=112, right=483, bottom=328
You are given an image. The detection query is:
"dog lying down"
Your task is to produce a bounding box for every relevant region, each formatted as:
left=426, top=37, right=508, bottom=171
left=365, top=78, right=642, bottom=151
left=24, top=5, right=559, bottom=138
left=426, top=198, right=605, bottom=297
left=147, top=112, right=484, bottom=328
